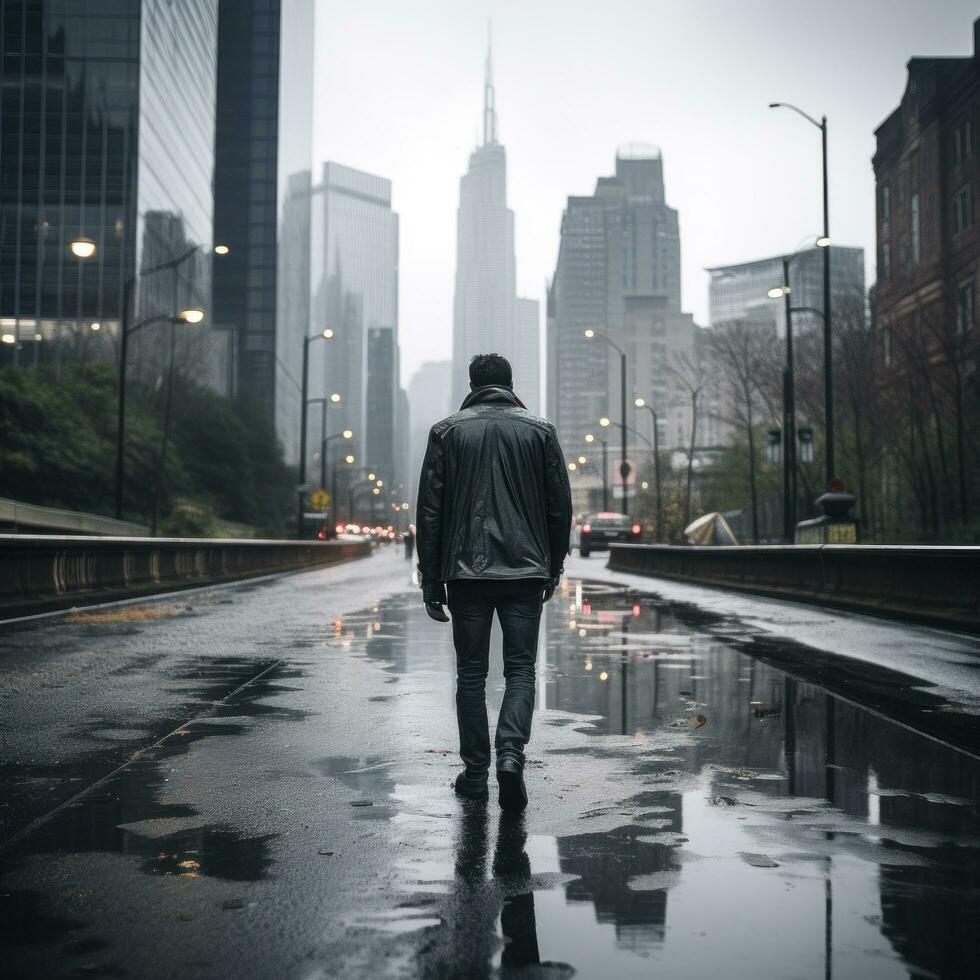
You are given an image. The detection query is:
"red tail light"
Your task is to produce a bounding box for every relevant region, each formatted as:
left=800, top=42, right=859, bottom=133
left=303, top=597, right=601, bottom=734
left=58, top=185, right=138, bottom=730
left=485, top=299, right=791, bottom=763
left=582, top=523, right=592, bottom=533
left=631, top=523, right=641, bottom=535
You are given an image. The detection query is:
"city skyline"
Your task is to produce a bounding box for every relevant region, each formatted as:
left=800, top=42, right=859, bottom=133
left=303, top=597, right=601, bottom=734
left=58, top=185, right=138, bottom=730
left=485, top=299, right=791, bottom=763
left=313, top=0, right=980, bottom=386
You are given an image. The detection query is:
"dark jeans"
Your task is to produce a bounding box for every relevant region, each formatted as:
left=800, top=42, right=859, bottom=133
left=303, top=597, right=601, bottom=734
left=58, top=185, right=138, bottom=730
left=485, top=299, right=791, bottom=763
left=447, top=578, right=547, bottom=777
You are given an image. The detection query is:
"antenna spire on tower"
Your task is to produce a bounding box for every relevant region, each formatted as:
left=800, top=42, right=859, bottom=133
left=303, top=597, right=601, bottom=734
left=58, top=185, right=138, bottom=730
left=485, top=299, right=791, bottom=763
left=483, top=23, right=497, bottom=145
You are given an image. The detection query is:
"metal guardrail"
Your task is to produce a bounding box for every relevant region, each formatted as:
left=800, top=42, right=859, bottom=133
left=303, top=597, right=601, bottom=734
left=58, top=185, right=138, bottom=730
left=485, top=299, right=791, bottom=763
left=0, top=497, right=150, bottom=537
left=0, top=535, right=371, bottom=620
left=607, top=543, right=980, bottom=634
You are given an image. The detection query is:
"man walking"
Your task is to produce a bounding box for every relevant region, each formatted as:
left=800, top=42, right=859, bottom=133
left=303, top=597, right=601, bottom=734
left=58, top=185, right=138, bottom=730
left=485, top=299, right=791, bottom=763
left=416, top=353, right=572, bottom=813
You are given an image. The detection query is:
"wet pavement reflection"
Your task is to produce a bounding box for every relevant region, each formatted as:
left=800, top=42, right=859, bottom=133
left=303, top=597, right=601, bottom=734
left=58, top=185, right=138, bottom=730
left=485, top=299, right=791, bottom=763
left=2, top=566, right=979, bottom=978
left=338, top=578, right=980, bottom=978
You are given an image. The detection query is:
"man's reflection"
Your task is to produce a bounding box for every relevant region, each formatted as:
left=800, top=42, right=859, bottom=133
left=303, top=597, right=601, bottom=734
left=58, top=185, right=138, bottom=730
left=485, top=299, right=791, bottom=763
left=423, top=802, right=541, bottom=976
left=493, top=813, right=541, bottom=969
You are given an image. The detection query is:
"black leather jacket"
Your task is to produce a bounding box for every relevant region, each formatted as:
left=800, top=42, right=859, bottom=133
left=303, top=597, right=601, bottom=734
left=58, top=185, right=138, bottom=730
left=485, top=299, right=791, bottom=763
left=416, top=386, right=572, bottom=588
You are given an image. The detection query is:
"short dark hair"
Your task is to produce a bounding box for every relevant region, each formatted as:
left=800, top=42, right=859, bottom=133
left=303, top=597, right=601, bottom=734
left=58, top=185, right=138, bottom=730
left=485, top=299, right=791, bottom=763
left=469, top=353, right=512, bottom=388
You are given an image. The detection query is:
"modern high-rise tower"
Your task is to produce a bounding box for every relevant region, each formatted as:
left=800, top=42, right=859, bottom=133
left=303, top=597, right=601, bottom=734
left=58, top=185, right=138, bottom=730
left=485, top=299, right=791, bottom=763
left=451, top=42, right=539, bottom=412
left=548, top=146, right=699, bottom=510
left=310, top=162, right=399, bottom=486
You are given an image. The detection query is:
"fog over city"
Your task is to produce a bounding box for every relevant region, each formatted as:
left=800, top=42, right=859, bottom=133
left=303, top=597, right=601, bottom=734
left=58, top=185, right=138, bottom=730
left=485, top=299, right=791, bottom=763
left=314, top=0, right=980, bottom=383
left=4, top=3, right=980, bottom=975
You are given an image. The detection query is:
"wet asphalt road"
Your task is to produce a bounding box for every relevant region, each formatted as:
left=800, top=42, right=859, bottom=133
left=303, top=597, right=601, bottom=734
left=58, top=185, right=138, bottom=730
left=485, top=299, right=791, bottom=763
left=1, top=547, right=979, bottom=979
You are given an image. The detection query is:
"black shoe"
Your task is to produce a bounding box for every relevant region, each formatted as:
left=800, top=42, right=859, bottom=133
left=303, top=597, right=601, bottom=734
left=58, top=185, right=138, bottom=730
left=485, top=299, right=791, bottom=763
left=454, top=770, right=489, bottom=801
left=496, top=758, right=528, bottom=813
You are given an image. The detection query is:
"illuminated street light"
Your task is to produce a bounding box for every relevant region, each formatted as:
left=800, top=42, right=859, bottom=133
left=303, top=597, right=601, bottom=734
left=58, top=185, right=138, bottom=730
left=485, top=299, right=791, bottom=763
left=342, top=429, right=353, bottom=439
left=178, top=308, right=205, bottom=324
left=376, top=479, right=384, bottom=487
left=368, top=472, right=375, bottom=481
left=577, top=455, right=587, bottom=465
left=345, top=454, right=355, bottom=464
left=584, top=328, right=595, bottom=338
left=321, top=327, right=334, bottom=339
left=599, top=417, right=610, bottom=428
left=634, top=397, right=645, bottom=407
left=768, top=286, right=789, bottom=299
left=90, top=321, right=101, bottom=331
left=70, top=236, right=96, bottom=258
left=585, top=433, right=595, bottom=443
left=214, top=244, right=230, bottom=255
left=330, top=392, right=341, bottom=403
left=816, top=236, right=831, bottom=248
left=401, top=502, right=409, bottom=510
left=1, top=334, right=15, bottom=345
left=372, top=487, right=380, bottom=496
left=568, top=462, right=577, bottom=471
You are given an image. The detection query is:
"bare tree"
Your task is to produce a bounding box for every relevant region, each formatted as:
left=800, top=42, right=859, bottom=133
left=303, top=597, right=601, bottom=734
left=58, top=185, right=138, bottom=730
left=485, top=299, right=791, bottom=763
left=709, top=319, right=775, bottom=543
left=668, top=347, right=714, bottom=529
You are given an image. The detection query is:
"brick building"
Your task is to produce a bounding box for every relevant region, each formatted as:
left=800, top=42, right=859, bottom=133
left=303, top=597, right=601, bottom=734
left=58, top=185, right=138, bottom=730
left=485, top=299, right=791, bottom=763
left=872, top=17, right=979, bottom=528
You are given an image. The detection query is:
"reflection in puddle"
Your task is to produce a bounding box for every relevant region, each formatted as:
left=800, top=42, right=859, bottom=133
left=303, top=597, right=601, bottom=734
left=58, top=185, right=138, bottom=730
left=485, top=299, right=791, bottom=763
left=342, top=579, right=980, bottom=979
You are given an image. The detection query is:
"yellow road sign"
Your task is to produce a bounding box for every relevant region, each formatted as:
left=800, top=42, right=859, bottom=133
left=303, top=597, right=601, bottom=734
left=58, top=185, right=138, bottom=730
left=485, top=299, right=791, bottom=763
left=310, top=489, right=330, bottom=512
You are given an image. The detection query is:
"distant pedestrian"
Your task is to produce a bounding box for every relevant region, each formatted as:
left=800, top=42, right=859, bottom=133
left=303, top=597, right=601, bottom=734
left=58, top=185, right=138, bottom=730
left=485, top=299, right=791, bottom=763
left=404, top=524, right=415, bottom=561
left=416, top=353, right=572, bottom=813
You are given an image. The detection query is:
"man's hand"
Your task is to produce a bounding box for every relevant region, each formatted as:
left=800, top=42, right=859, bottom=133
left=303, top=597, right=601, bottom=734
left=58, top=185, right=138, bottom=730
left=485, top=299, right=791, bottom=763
left=543, top=573, right=562, bottom=603
left=422, top=579, right=449, bottom=623
left=425, top=601, right=450, bottom=623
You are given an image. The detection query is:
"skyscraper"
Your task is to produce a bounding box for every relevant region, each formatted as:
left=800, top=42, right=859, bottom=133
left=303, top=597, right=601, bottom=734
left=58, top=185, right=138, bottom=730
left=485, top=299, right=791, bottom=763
left=212, top=0, right=315, bottom=462
left=706, top=246, right=865, bottom=336
left=407, top=360, right=453, bottom=507
left=548, top=146, right=688, bottom=508
left=310, top=162, right=399, bottom=486
left=451, top=42, right=538, bottom=410
left=0, top=0, right=219, bottom=377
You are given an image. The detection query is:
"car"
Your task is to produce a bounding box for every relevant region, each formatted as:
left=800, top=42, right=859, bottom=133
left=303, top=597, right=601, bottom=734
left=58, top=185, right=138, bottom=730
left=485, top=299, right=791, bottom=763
left=579, top=512, right=641, bottom=557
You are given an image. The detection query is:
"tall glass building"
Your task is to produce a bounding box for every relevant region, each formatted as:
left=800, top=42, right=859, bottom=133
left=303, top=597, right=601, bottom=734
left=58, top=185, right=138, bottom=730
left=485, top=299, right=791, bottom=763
left=310, top=161, right=399, bottom=485
left=212, top=0, right=314, bottom=461
left=1, top=0, right=219, bottom=376
left=706, top=246, right=865, bottom=336
left=451, top=42, right=539, bottom=411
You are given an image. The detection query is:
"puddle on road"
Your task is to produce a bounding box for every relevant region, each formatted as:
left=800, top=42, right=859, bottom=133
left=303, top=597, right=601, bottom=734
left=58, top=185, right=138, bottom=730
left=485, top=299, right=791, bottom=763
left=4, top=577, right=980, bottom=978
left=329, top=578, right=980, bottom=979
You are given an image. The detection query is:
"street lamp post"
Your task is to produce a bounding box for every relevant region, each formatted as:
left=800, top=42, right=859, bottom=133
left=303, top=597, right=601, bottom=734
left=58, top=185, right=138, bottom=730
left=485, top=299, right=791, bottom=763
left=634, top=398, right=662, bottom=541
left=600, top=415, right=651, bottom=516
left=306, top=393, right=342, bottom=493
left=297, top=328, right=335, bottom=538
left=770, top=102, right=834, bottom=484
left=584, top=433, right=609, bottom=511
left=782, top=257, right=798, bottom=542
left=770, top=254, right=827, bottom=542
left=585, top=329, right=629, bottom=504
left=115, top=245, right=204, bottom=520
left=316, top=429, right=353, bottom=534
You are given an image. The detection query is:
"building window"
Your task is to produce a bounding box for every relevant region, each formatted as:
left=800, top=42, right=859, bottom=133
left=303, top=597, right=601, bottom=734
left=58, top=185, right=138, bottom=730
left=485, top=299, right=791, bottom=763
left=881, top=182, right=890, bottom=222
left=954, top=121, right=973, bottom=165
left=882, top=242, right=891, bottom=280
left=883, top=326, right=891, bottom=367
left=954, top=184, right=973, bottom=233
left=910, top=193, right=921, bottom=264
left=956, top=280, right=974, bottom=333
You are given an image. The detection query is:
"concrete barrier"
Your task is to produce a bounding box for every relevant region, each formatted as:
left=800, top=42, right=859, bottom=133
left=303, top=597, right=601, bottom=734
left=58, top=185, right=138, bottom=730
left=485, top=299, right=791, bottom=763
left=0, top=535, right=371, bottom=620
left=607, top=544, right=980, bottom=634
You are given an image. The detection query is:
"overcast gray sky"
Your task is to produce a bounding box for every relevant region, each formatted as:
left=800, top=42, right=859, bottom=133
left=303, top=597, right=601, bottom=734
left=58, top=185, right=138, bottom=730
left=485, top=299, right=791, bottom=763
left=313, top=0, right=979, bottom=387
